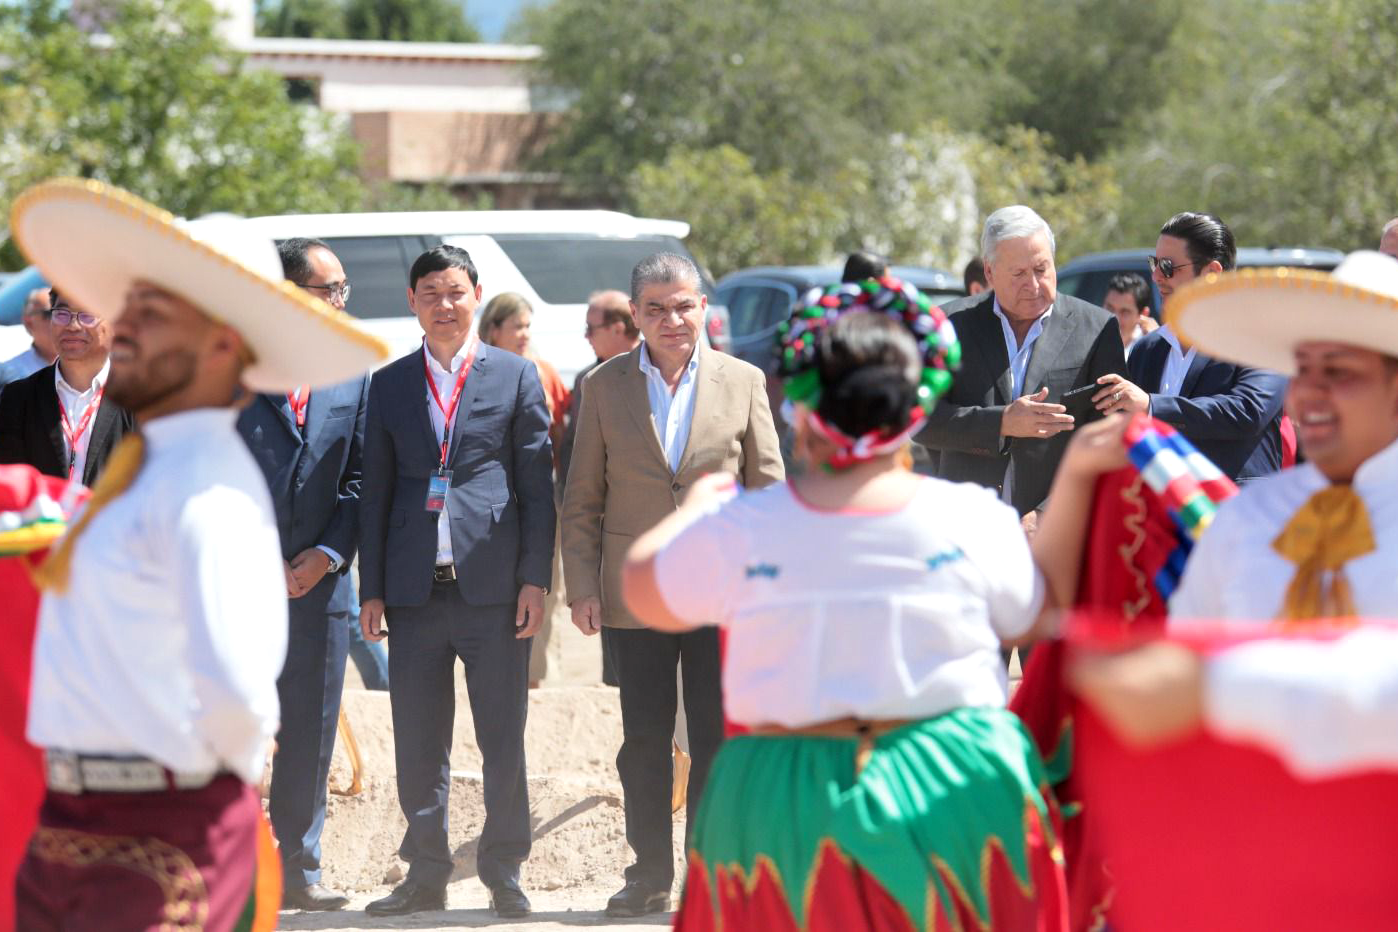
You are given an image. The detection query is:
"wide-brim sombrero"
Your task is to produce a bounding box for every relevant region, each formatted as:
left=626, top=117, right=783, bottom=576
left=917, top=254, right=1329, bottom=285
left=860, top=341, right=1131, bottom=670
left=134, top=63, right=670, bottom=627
left=9, top=178, right=390, bottom=392
left=1166, top=250, right=1398, bottom=375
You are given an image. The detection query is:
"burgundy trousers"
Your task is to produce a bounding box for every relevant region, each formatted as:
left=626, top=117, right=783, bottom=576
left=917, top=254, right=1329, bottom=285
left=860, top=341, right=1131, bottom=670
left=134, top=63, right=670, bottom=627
left=15, top=776, right=279, bottom=932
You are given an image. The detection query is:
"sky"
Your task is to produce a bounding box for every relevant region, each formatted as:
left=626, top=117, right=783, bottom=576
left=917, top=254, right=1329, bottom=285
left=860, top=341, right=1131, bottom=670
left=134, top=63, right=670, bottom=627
left=471, top=0, right=536, bottom=41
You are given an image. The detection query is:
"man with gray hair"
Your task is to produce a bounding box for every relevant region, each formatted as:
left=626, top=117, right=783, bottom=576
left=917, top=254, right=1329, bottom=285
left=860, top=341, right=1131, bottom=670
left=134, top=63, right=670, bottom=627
left=562, top=252, right=783, bottom=917
left=1380, top=217, right=1398, bottom=259
left=917, top=206, right=1126, bottom=529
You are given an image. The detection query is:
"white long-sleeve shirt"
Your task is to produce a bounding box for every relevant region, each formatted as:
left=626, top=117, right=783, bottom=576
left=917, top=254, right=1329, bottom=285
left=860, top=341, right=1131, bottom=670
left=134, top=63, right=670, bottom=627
left=28, top=407, right=287, bottom=784
left=1206, top=627, right=1398, bottom=778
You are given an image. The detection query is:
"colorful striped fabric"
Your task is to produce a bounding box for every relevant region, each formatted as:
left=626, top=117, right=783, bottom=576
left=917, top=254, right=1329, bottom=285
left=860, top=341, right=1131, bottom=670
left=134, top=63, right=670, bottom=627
left=1122, top=416, right=1237, bottom=600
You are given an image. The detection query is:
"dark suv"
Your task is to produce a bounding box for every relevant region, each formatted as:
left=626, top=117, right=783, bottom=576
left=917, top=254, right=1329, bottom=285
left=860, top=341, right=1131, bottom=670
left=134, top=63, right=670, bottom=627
left=715, top=265, right=964, bottom=372
left=1057, top=247, right=1345, bottom=314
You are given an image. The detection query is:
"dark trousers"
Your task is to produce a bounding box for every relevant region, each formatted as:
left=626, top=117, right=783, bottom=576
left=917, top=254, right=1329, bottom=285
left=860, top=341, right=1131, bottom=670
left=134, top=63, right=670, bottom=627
left=269, top=603, right=349, bottom=888
left=609, top=625, right=724, bottom=889
left=18, top=777, right=269, bottom=932
left=387, top=583, right=530, bottom=890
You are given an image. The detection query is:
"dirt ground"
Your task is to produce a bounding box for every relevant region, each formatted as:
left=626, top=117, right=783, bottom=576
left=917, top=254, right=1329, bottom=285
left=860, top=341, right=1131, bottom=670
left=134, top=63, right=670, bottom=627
left=277, top=614, right=685, bottom=931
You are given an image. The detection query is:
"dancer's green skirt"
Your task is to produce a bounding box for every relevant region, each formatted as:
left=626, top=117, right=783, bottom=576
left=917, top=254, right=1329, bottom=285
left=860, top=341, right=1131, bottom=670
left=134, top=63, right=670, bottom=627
left=675, top=707, right=1068, bottom=931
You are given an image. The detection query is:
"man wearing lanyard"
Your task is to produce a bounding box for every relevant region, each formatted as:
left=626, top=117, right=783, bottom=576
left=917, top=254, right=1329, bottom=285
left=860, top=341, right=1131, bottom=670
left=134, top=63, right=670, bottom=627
left=236, top=238, right=369, bottom=912
left=0, top=289, right=133, bottom=486
left=358, top=245, right=555, bottom=919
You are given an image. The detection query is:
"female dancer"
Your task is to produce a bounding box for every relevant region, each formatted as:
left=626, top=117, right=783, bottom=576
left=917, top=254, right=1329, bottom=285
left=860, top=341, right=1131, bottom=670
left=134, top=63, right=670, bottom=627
left=622, top=277, right=1126, bottom=930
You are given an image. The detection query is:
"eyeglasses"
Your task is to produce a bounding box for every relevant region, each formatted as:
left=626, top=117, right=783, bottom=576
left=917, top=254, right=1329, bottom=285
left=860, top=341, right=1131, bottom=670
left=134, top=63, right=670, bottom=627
left=1147, top=256, right=1200, bottom=280
left=51, top=309, right=99, bottom=328
left=303, top=281, right=351, bottom=302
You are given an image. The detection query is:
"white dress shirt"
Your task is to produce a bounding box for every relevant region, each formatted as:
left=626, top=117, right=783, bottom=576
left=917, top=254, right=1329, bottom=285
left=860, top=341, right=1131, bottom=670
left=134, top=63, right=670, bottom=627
left=1170, top=437, right=1398, bottom=625
left=1204, top=627, right=1398, bottom=778
left=54, top=359, right=110, bottom=480
left=992, top=299, right=1052, bottom=505
left=28, top=407, right=287, bottom=784
left=424, top=339, right=475, bottom=565
left=654, top=479, right=1044, bottom=727
left=637, top=341, right=700, bottom=472
left=1156, top=325, right=1197, bottom=397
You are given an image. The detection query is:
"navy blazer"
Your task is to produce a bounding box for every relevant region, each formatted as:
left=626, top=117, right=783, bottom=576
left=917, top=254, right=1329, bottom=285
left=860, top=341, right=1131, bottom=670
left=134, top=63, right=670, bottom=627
left=237, top=376, right=368, bottom=616
left=0, top=363, right=134, bottom=486
left=1127, top=330, right=1286, bottom=481
left=917, top=291, right=1126, bottom=514
left=358, top=343, right=555, bottom=609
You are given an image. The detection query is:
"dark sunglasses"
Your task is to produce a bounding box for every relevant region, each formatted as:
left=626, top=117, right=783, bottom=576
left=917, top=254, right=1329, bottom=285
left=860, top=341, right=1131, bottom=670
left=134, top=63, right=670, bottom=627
left=1147, top=256, right=1200, bottom=280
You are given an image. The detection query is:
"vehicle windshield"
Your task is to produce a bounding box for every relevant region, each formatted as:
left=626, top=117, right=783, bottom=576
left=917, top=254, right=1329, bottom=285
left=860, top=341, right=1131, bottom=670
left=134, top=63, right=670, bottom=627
left=492, top=234, right=715, bottom=305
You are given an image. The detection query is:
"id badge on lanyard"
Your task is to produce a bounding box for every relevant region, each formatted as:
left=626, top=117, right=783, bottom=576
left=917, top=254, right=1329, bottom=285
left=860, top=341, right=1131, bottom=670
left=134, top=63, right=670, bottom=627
left=426, top=467, right=452, bottom=513
left=424, top=341, right=476, bottom=514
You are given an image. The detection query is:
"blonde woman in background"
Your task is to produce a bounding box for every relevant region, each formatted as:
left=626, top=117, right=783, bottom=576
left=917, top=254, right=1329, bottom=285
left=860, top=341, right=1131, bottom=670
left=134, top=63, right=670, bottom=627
left=478, top=292, right=570, bottom=455
left=479, top=292, right=571, bottom=688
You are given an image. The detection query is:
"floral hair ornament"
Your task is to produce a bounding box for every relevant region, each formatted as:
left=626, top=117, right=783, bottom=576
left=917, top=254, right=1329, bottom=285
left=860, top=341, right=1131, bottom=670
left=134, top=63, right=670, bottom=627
left=776, top=275, right=960, bottom=469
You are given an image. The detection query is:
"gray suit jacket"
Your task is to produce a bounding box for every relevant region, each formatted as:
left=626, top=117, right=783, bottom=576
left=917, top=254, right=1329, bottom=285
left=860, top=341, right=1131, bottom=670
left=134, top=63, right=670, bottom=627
left=237, top=376, right=368, bottom=617
left=917, top=290, right=1126, bottom=515
left=359, top=343, right=556, bottom=608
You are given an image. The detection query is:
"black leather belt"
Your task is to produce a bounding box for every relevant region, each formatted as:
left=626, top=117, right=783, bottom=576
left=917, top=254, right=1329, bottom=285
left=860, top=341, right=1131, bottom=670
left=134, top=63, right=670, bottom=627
left=433, top=564, right=456, bottom=583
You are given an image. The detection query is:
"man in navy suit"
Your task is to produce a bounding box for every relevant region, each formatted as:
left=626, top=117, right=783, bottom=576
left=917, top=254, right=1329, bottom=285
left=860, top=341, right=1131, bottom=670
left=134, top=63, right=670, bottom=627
left=359, top=245, right=555, bottom=919
left=1093, top=212, right=1287, bottom=481
left=236, top=238, right=367, bottom=912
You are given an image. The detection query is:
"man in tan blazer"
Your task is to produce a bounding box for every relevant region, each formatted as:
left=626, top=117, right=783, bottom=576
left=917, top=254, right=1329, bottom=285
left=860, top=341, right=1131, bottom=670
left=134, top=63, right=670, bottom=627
left=562, top=253, right=783, bottom=917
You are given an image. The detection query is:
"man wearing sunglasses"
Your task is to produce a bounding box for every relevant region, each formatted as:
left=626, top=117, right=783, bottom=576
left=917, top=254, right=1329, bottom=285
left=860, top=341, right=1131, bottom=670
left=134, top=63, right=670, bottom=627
left=235, top=237, right=367, bottom=912
left=0, top=290, right=133, bottom=486
left=1093, top=212, right=1287, bottom=481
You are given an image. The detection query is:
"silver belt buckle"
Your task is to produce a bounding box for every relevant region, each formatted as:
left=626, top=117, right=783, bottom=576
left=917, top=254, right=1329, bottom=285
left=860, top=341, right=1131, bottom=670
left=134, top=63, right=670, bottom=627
left=45, top=750, right=84, bottom=794
left=82, top=758, right=166, bottom=792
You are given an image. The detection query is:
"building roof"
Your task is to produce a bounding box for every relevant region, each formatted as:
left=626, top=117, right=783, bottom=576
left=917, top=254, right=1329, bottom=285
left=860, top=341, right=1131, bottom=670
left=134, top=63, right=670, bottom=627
left=241, top=37, right=542, bottom=63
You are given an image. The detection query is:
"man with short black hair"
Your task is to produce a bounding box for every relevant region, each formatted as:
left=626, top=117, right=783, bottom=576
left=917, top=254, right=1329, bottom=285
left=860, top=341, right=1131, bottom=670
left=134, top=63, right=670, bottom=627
left=1094, top=212, right=1288, bottom=482
left=236, top=237, right=367, bottom=912
left=0, top=289, right=132, bottom=485
left=359, top=244, right=555, bottom=919
left=841, top=250, right=888, bottom=284
left=1103, top=271, right=1155, bottom=356
left=963, top=256, right=987, bottom=295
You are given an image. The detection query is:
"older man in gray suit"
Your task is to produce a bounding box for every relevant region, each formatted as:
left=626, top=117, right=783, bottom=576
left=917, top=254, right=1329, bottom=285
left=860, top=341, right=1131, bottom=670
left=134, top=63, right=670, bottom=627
left=358, top=245, right=555, bottom=920
left=918, top=206, right=1126, bottom=530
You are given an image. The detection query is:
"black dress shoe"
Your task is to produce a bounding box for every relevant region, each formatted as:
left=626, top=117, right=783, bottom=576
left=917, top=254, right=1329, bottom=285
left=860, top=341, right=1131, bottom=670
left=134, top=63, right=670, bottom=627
left=490, top=883, right=532, bottom=918
left=364, top=879, right=447, bottom=916
left=605, top=880, right=670, bottom=917
left=282, top=883, right=350, bottom=912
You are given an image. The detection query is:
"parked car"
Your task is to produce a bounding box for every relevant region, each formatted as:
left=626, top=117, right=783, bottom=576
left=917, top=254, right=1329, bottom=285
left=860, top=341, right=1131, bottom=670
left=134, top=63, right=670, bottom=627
left=1057, top=247, right=1345, bottom=314
left=244, top=210, right=729, bottom=382
left=715, top=264, right=964, bottom=373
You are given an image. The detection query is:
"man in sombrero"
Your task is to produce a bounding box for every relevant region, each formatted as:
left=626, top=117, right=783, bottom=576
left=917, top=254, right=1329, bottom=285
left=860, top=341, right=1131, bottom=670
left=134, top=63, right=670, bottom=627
left=10, top=178, right=389, bottom=931
left=1073, top=248, right=1398, bottom=760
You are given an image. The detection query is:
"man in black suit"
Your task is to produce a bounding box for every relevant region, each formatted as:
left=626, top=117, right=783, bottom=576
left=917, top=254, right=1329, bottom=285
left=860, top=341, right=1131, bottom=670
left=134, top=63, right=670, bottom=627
left=1093, top=212, right=1287, bottom=481
left=358, top=245, right=555, bottom=919
left=918, top=206, right=1126, bottom=529
left=236, top=238, right=367, bottom=912
left=0, top=290, right=132, bottom=485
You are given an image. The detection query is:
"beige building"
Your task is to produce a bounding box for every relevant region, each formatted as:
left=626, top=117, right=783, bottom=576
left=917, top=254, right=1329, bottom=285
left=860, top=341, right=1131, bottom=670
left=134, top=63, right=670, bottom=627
left=216, top=0, right=569, bottom=207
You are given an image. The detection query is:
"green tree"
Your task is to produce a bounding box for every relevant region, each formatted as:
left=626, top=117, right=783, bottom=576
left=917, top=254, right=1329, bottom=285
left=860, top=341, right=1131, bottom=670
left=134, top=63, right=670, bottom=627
left=258, top=0, right=481, bottom=41
left=0, top=0, right=366, bottom=260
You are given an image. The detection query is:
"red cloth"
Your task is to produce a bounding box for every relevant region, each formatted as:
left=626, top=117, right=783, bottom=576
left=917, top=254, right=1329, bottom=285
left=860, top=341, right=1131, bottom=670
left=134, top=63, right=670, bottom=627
left=0, top=466, right=79, bottom=932
left=16, top=777, right=279, bottom=932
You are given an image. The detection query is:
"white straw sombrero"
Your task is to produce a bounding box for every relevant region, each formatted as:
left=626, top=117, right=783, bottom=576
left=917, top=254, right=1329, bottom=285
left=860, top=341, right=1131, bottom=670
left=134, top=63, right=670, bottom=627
left=9, top=178, right=390, bottom=392
left=1166, top=250, right=1398, bottom=375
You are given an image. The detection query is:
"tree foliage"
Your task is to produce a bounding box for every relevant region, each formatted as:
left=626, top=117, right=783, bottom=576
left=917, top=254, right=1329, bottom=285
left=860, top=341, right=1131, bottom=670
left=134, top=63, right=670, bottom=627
left=0, top=0, right=364, bottom=226
left=256, top=0, right=481, bottom=41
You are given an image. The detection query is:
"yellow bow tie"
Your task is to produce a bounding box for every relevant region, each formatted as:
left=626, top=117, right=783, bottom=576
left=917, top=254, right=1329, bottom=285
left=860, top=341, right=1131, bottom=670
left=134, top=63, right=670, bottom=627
left=1271, top=485, right=1375, bottom=626
left=35, top=432, right=146, bottom=593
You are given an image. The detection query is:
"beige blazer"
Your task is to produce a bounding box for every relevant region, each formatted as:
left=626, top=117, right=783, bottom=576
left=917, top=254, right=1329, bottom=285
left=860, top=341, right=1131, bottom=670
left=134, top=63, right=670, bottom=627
left=561, top=343, right=784, bottom=629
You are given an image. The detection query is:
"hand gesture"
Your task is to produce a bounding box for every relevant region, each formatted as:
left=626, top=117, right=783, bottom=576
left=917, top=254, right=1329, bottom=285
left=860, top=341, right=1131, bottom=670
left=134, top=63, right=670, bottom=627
left=1093, top=374, right=1149, bottom=415
left=1001, top=387, right=1075, bottom=439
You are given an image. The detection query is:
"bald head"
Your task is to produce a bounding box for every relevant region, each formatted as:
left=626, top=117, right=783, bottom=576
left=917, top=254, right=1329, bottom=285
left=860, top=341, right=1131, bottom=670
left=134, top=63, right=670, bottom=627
left=586, top=288, right=640, bottom=362
left=1381, top=218, right=1398, bottom=259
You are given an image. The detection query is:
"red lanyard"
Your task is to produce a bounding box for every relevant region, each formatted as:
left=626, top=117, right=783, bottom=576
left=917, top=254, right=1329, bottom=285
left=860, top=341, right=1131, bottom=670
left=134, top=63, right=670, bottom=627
left=287, top=385, right=310, bottom=429
left=423, top=339, right=478, bottom=467
left=58, top=384, right=104, bottom=478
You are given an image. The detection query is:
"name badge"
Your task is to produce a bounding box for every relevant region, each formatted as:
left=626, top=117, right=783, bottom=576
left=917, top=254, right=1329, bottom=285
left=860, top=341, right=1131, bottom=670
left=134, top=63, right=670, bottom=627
left=425, top=470, right=452, bottom=513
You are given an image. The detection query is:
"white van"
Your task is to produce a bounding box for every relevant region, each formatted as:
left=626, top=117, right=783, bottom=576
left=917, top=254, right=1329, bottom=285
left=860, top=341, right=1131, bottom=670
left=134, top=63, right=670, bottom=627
left=242, top=210, right=729, bottom=382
